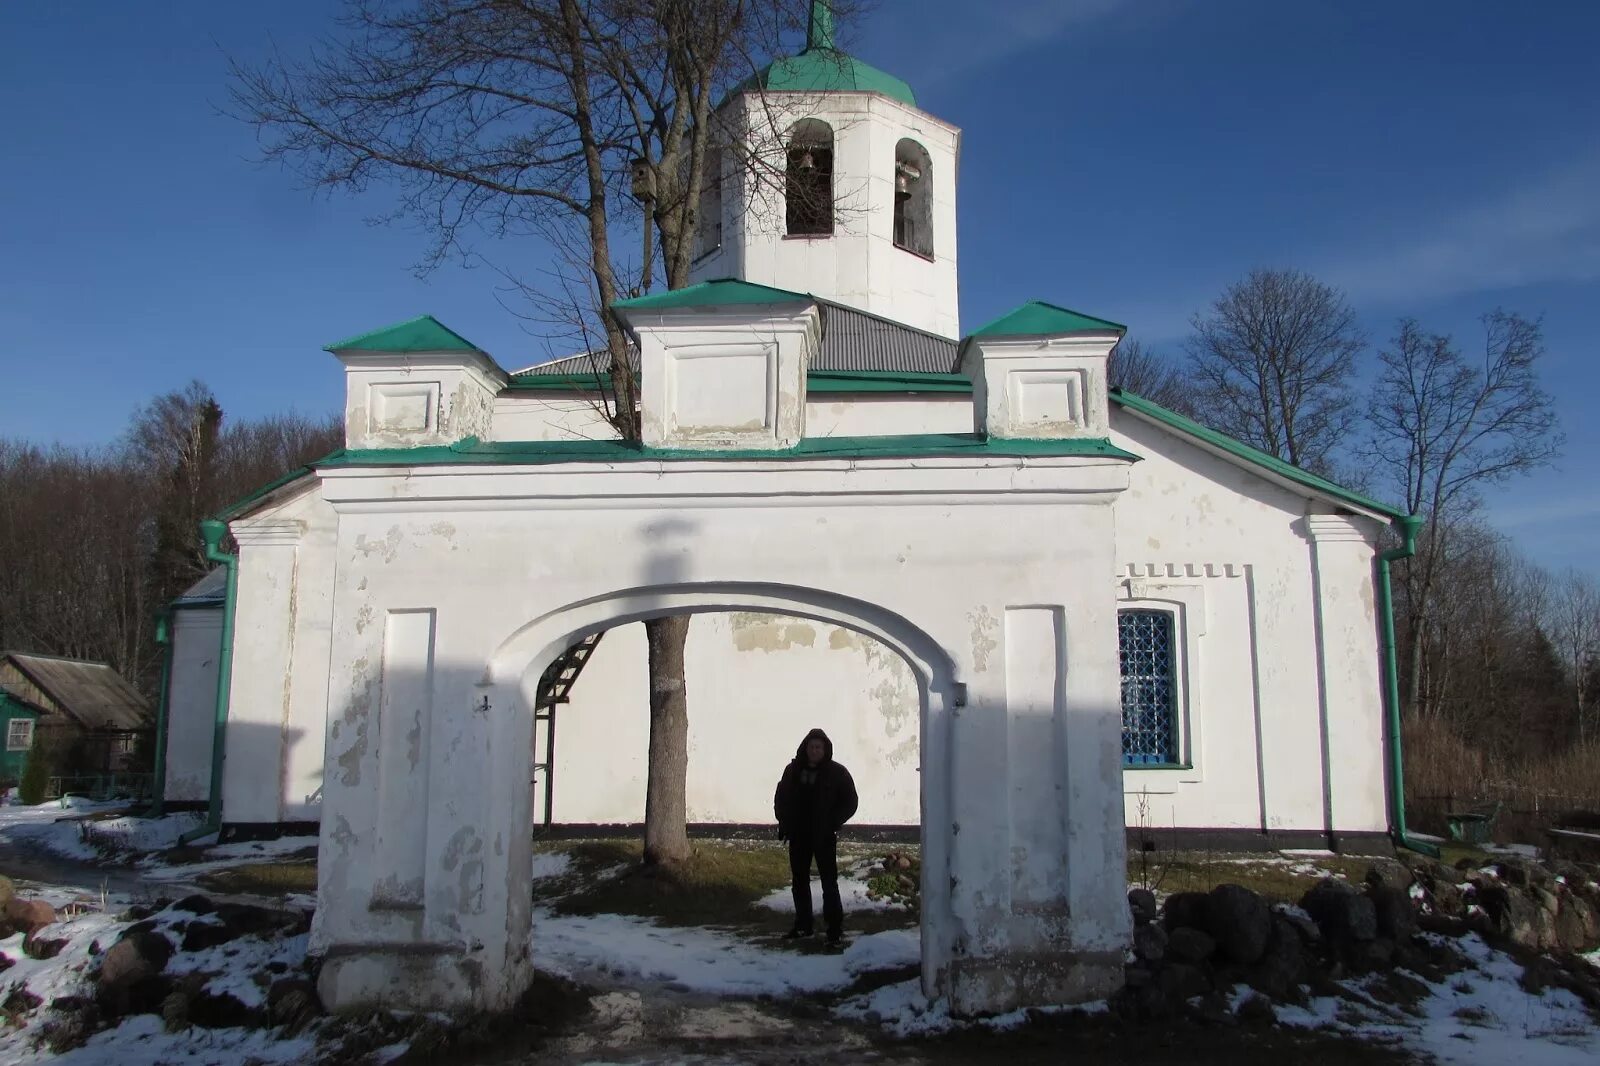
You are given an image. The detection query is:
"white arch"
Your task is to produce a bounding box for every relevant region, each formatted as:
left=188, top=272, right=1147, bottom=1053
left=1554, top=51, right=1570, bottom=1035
left=481, top=580, right=959, bottom=1000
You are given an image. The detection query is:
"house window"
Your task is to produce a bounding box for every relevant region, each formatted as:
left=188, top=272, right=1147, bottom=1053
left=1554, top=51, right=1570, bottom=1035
left=1119, top=609, right=1178, bottom=765
left=6, top=719, right=34, bottom=752
left=892, top=138, right=933, bottom=258
left=785, top=119, right=834, bottom=236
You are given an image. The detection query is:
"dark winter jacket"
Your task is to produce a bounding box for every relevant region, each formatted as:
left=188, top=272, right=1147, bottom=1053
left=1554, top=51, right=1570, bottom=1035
left=773, top=728, right=858, bottom=840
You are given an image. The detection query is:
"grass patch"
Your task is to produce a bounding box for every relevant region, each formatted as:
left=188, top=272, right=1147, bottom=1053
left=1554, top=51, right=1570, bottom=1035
left=538, top=838, right=918, bottom=937
left=197, top=860, right=318, bottom=896
left=1130, top=851, right=1377, bottom=903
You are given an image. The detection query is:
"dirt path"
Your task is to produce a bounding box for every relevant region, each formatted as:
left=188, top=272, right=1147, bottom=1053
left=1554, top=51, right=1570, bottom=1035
left=480, top=977, right=1415, bottom=1066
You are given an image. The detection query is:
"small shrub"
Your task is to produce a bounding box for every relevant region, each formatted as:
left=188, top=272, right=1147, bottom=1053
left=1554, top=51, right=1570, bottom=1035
left=18, top=746, right=52, bottom=806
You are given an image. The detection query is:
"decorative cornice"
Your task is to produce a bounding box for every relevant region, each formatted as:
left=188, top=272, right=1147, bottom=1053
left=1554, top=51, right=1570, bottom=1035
left=231, top=517, right=306, bottom=547
left=1119, top=562, right=1242, bottom=580
left=1302, top=514, right=1379, bottom=545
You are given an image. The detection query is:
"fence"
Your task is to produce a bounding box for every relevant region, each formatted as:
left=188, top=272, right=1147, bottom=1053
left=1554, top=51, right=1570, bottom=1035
left=45, top=773, right=153, bottom=803
left=1411, top=783, right=1599, bottom=846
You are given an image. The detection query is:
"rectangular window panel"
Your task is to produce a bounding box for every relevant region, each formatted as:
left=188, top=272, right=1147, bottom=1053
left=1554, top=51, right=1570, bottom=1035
left=6, top=719, right=34, bottom=752
left=1119, top=609, right=1178, bottom=765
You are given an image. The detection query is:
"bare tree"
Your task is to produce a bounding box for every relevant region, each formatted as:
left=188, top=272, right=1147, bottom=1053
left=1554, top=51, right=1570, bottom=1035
left=1552, top=572, right=1600, bottom=743
left=1186, top=268, right=1364, bottom=475
left=231, top=0, right=853, bottom=864
left=1107, top=338, right=1192, bottom=415
left=1366, top=311, right=1563, bottom=718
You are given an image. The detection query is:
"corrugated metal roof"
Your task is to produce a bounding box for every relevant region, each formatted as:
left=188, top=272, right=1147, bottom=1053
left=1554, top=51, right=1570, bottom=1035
left=174, top=567, right=227, bottom=606
left=511, top=299, right=958, bottom=381
left=0, top=653, right=150, bottom=731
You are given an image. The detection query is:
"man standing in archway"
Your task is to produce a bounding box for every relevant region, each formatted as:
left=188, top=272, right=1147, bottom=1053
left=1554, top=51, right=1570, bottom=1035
left=774, top=728, right=859, bottom=945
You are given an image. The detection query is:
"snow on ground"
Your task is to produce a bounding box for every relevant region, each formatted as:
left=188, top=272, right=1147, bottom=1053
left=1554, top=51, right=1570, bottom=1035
left=533, top=907, right=919, bottom=996
left=0, top=903, right=317, bottom=1066
left=0, top=800, right=129, bottom=863
left=754, top=875, right=908, bottom=914
left=136, top=834, right=318, bottom=885
left=533, top=851, right=572, bottom=881
left=1276, top=933, right=1600, bottom=1066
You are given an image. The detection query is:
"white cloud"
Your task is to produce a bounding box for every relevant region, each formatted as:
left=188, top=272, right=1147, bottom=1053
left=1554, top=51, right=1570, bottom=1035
left=1317, top=153, right=1600, bottom=307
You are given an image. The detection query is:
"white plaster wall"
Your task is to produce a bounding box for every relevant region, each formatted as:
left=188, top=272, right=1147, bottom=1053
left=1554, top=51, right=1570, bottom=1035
left=492, top=395, right=613, bottom=442
left=804, top=395, right=969, bottom=437
left=219, top=485, right=336, bottom=825
left=165, top=607, right=222, bottom=803
left=537, top=613, right=920, bottom=826
left=1108, top=408, right=1388, bottom=836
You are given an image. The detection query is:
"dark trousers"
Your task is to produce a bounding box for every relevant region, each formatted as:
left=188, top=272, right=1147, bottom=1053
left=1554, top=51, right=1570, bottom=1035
left=788, top=833, right=842, bottom=933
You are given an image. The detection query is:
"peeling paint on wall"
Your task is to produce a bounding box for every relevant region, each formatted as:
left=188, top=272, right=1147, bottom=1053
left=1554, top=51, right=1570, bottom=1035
left=729, top=612, right=817, bottom=652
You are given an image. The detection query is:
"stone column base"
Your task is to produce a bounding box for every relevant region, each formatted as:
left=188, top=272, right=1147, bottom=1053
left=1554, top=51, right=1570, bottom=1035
left=947, top=950, right=1125, bottom=1017
left=318, top=943, right=532, bottom=1015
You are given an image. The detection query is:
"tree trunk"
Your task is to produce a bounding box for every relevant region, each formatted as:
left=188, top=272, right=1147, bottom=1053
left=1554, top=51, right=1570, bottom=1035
left=643, top=614, right=692, bottom=865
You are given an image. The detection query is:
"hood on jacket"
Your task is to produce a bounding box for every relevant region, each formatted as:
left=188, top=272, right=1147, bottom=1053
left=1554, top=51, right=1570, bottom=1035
left=794, top=728, right=833, bottom=763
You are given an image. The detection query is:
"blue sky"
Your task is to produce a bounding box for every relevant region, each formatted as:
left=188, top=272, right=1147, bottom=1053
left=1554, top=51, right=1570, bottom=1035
left=2, top=1, right=1596, bottom=575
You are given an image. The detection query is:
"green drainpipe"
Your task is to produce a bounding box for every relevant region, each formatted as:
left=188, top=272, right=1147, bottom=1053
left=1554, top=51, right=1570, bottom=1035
left=145, top=610, right=175, bottom=817
left=1377, top=514, right=1440, bottom=859
left=178, top=519, right=237, bottom=846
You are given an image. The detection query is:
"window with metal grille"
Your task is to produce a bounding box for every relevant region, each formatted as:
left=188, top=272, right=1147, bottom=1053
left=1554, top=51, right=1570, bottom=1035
left=1119, top=609, right=1178, bottom=765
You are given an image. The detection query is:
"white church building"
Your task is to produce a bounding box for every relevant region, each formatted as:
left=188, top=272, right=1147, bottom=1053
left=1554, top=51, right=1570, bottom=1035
left=152, top=3, right=1413, bottom=1015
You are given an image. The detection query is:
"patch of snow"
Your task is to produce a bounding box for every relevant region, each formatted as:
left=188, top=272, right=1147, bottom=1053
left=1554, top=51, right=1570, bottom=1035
left=1482, top=843, right=1543, bottom=859
left=532, top=907, right=917, bottom=996
left=755, top=875, right=909, bottom=914
left=21, top=1013, right=317, bottom=1066
left=834, top=979, right=1105, bottom=1038
left=1279, top=848, right=1337, bottom=858
left=1278, top=933, right=1600, bottom=1065
left=532, top=852, right=572, bottom=881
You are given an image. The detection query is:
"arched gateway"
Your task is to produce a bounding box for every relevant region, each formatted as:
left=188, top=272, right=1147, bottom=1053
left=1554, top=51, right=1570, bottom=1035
left=293, top=284, right=1138, bottom=1019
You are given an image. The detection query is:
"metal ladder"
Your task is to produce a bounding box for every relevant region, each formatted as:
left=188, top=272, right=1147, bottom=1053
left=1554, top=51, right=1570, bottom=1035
left=532, top=630, right=606, bottom=833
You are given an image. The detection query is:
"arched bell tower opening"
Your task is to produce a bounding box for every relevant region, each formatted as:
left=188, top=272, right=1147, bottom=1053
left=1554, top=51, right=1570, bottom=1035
left=688, top=1, right=962, bottom=338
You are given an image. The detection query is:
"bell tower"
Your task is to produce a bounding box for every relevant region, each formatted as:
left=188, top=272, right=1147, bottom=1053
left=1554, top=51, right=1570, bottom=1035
left=690, top=1, right=962, bottom=338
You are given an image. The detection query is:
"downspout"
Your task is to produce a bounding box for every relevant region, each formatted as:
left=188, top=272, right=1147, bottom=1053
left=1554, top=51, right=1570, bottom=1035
left=178, top=520, right=237, bottom=846
left=144, top=610, right=175, bottom=816
left=1377, top=514, right=1440, bottom=858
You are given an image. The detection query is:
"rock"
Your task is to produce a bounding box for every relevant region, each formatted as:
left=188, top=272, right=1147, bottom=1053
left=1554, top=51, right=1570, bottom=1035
left=1236, top=992, right=1277, bottom=1026
left=1368, top=884, right=1418, bottom=941
left=1245, top=916, right=1306, bottom=1000
left=181, top=921, right=241, bottom=953
left=1344, top=936, right=1396, bottom=973
left=1127, top=887, right=1158, bottom=925
left=117, top=905, right=153, bottom=923
left=3, top=987, right=41, bottom=1015
left=187, top=990, right=263, bottom=1030
left=122, top=975, right=174, bottom=1017
left=1275, top=907, right=1322, bottom=946
left=1568, top=895, right=1600, bottom=948
left=1204, top=884, right=1272, bottom=964
left=161, top=992, right=190, bottom=1033
left=100, top=928, right=174, bottom=986
left=5, top=898, right=56, bottom=934
left=1191, top=990, right=1236, bottom=1027
left=169, top=895, right=216, bottom=916
left=1166, top=926, right=1216, bottom=964
left=214, top=902, right=292, bottom=939
left=1301, top=878, right=1376, bottom=943
left=1162, top=891, right=1209, bottom=933
left=1478, top=884, right=1540, bottom=949
left=1132, top=922, right=1168, bottom=963
left=1429, top=879, right=1466, bottom=918
left=1157, top=961, right=1212, bottom=1001
left=1365, top=860, right=1413, bottom=893
left=0, top=875, right=14, bottom=911
left=23, top=933, right=67, bottom=960
left=895, top=855, right=912, bottom=870
left=268, top=977, right=321, bottom=1035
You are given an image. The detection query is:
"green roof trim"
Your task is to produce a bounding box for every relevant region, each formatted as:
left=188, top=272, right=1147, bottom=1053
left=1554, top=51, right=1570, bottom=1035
left=324, top=314, right=484, bottom=353
left=1109, top=387, right=1407, bottom=520
left=505, top=370, right=612, bottom=392
left=807, top=370, right=972, bottom=394
left=318, top=433, right=1138, bottom=468
left=612, top=278, right=813, bottom=312
left=210, top=451, right=343, bottom=523
left=970, top=301, right=1127, bottom=338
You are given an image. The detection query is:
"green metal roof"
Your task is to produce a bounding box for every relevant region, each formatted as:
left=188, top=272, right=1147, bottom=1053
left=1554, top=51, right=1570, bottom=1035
left=970, top=301, right=1126, bottom=338
left=612, top=278, right=813, bottom=312
left=324, top=315, right=484, bottom=353
left=1109, top=387, right=1406, bottom=520
left=730, top=1, right=916, bottom=107
left=317, top=433, right=1138, bottom=467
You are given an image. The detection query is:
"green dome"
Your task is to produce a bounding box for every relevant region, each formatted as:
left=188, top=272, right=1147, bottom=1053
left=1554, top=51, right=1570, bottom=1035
left=733, top=2, right=916, bottom=108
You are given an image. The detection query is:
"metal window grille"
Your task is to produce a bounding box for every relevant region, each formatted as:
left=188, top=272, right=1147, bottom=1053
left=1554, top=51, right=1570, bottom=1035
left=1119, top=609, right=1177, bottom=765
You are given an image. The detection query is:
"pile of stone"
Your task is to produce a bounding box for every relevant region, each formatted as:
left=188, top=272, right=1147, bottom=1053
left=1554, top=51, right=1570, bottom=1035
left=13, top=892, right=320, bottom=1054
left=1116, top=854, right=1600, bottom=1025
left=862, top=851, right=920, bottom=910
